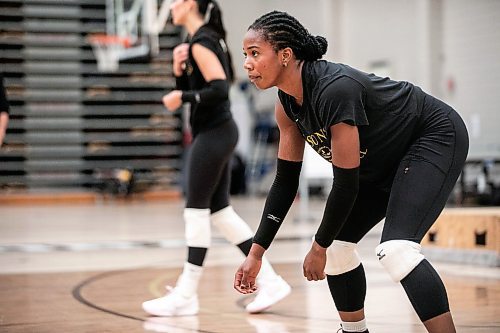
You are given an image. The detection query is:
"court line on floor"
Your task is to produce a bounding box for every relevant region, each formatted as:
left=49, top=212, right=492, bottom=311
left=71, top=263, right=496, bottom=332
left=71, top=268, right=219, bottom=333
left=0, top=235, right=322, bottom=253
left=71, top=266, right=336, bottom=333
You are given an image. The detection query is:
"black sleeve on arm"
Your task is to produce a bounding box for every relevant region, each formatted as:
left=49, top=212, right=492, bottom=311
left=175, top=72, right=190, bottom=91
left=181, top=79, right=228, bottom=106
left=0, top=75, right=9, bottom=114
left=314, top=165, right=359, bottom=248
left=253, top=159, right=302, bottom=250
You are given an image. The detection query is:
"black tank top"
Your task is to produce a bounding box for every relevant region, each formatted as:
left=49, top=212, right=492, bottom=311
left=184, top=25, right=232, bottom=136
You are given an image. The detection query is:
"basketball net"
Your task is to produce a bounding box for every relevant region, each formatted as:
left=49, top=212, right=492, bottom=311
left=87, top=34, right=132, bottom=72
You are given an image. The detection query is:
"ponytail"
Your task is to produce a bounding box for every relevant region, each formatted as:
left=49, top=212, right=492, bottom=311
left=196, top=0, right=234, bottom=81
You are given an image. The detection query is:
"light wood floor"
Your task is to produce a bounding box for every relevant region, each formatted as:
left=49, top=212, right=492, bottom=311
left=0, top=197, right=498, bottom=332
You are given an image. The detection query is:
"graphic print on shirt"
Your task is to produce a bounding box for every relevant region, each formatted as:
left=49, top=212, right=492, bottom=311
left=302, top=126, right=368, bottom=163
left=305, top=128, right=332, bottom=161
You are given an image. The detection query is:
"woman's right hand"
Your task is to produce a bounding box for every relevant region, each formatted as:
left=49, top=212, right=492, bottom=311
left=173, top=43, right=189, bottom=76
left=234, top=254, right=262, bottom=294
left=162, top=90, right=183, bottom=111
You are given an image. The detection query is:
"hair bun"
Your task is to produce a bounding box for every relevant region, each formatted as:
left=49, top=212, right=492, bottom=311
left=304, top=35, right=328, bottom=60
left=314, top=35, right=328, bottom=56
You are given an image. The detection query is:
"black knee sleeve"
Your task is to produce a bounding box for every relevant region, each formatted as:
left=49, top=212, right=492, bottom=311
left=327, top=264, right=366, bottom=312
left=401, top=259, right=450, bottom=322
left=187, top=247, right=208, bottom=266
left=237, top=238, right=252, bottom=256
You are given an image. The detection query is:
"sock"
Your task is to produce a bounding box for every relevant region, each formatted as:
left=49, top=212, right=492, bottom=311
left=342, top=318, right=367, bottom=332
left=176, top=262, right=203, bottom=298
left=257, top=256, right=279, bottom=282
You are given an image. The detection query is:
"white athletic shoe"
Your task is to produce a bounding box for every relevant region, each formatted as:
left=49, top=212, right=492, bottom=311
left=142, top=286, right=199, bottom=317
left=246, top=275, right=291, bottom=314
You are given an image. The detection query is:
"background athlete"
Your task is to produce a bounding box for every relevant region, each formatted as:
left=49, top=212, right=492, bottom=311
left=0, top=73, right=10, bottom=148
left=142, top=1, right=290, bottom=317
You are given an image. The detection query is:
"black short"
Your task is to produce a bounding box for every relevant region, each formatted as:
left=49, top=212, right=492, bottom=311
left=336, top=96, right=469, bottom=243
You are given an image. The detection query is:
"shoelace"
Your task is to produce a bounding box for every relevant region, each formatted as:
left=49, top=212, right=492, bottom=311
left=163, top=285, right=177, bottom=296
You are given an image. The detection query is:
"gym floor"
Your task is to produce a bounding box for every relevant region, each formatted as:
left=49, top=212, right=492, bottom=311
left=0, top=196, right=498, bottom=332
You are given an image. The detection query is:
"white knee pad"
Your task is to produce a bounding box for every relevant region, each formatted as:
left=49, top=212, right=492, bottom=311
left=184, top=208, right=211, bottom=248
left=375, top=240, right=425, bottom=283
left=211, top=206, right=253, bottom=245
left=325, top=240, right=362, bottom=275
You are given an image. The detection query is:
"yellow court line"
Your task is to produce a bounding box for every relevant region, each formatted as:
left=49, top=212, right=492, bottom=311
left=148, top=272, right=179, bottom=297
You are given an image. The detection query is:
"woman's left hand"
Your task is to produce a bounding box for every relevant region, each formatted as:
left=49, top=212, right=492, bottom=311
left=303, top=240, right=327, bottom=281
left=162, top=90, right=183, bottom=111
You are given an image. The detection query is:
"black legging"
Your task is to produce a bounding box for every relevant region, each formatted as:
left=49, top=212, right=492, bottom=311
left=185, top=118, right=238, bottom=213
left=337, top=96, right=469, bottom=244
left=328, top=95, right=469, bottom=321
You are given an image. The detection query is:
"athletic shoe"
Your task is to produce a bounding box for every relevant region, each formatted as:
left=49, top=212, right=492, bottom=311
left=246, top=275, right=291, bottom=313
left=142, top=286, right=199, bottom=316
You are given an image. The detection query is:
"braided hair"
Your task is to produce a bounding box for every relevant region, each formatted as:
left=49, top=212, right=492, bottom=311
left=195, top=0, right=234, bottom=81
left=248, top=11, right=327, bottom=61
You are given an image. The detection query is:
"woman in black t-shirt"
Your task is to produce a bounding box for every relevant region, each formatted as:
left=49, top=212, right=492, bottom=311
left=234, top=11, right=468, bottom=333
left=0, top=74, right=9, bottom=147
left=142, top=1, right=291, bottom=318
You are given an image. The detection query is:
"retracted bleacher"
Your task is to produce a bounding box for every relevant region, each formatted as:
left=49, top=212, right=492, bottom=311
left=0, top=0, right=184, bottom=194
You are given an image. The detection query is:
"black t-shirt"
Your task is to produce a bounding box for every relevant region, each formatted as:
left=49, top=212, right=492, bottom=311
left=278, top=60, right=427, bottom=188
left=0, top=74, right=9, bottom=114
left=184, top=25, right=232, bottom=136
